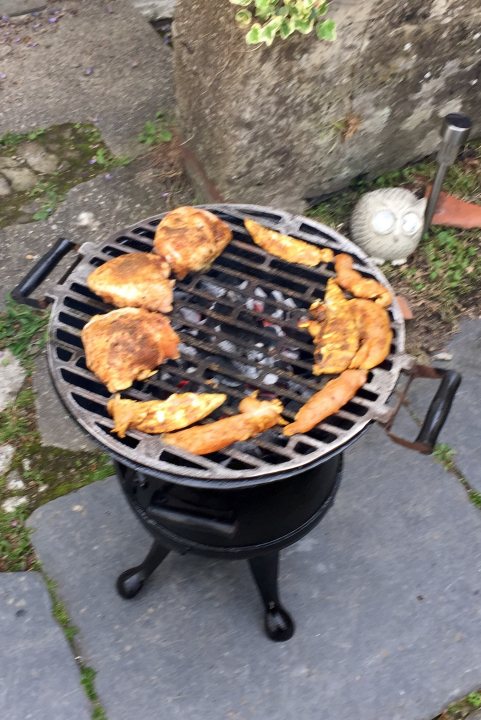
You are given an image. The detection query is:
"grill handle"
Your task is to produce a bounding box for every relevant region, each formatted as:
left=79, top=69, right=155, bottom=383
left=11, top=238, right=76, bottom=309
left=146, top=504, right=239, bottom=539
left=384, top=364, right=461, bottom=454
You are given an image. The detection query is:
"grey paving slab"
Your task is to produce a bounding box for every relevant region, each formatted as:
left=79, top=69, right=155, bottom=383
left=32, top=351, right=96, bottom=451
left=0, top=572, right=90, bottom=720
left=406, top=319, right=481, bottom=492
left=29, top=425, right=481, bottom=720
left=0, top=0, right=173, bottom=157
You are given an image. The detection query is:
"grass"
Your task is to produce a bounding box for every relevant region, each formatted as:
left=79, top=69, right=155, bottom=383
left=432, top=442, right=456, bottom=472
left=138, top=111, right=173, bottom=145
left=47, top=579, right=108, bottom=719
left=440, top=690, right=481, bottom=719
left=0, top=297, right=49, bottom=371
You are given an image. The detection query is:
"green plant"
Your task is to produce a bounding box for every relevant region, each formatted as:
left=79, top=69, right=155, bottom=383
left=230, top=0, right=336, bottom=46
left=433, top=442, right=456, bottom=471
left=138, top=112, right=173, bottom=146
left=467, top=692, right=481, bottom=708
left=0, top=508, right=35, bottom=571
left=45, top=577, right=78, bottom=643
left=0, top=296, right=49, bottom=368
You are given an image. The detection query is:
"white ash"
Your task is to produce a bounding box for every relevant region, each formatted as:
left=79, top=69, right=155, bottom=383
left=263, top=373, right=279, bottom=385
left=271, top=308, right=284, bottom=319
left=180, top=308, right=206, bottom=325
left=254, top=287, right=267, bottom=298
left=218, top=340, right=236, bottom=353
left=199, top=280, right=226, bottom=298
left=239, top=280, right=249, bottom=290
left=178, top=343, right=197, bottom=357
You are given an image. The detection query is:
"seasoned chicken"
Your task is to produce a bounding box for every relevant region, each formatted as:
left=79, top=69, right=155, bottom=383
left=284, top=369, right=367, bottom=436
left=244, top=218, right=334, bottom=267
left=162, top=393, right=285, bottom=455
left=87, top=252, right=174, bottom=314
left=349, top=299, right=392, bottom=370
left=82, top=308, right=180, bottom=393
left=153, top=206, right=232, bottom=279
left=306, top=279, right=360, bottom=375
left=108, top=392, right=226, bottom=438
left=334, top=253, right=392, bottom=307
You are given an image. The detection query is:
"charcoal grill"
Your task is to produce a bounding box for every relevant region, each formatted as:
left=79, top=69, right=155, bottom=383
left=13, top=204, right=461, bottom=642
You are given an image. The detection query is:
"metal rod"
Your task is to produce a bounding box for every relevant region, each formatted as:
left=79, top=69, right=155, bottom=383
left=423, top=113, right=472, bottom=235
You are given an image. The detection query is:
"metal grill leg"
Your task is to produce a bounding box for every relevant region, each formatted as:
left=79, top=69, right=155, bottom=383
left=116, top=540, right=170, bottom=599
left=248, top=552, right=294, bottom=642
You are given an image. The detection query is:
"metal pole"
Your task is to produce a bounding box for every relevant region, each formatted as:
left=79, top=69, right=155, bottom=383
left=423, top=113, right=472, bottom=235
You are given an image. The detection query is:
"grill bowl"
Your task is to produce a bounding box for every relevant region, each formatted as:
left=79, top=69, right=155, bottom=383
left=46, top=204, right=405, bottom=488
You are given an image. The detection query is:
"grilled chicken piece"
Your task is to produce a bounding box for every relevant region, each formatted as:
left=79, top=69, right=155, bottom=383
left=82, top=308, right=180, bottom=393
left=162, top=393, right=285, bottom=455
left=108, top=392, right=227, bottom=438
left=308, top=279, right=360, bottom=375
left=153, top=206, right=232, bottom=279
left=334, top=253, right=392, bottom=307
left=349, top=299, right=393, bottom=370
left=244, top=218, right=334, bottom=267
left=284, top=369, right=367, bottom=436
left=87, top=252, right=174, bottom=314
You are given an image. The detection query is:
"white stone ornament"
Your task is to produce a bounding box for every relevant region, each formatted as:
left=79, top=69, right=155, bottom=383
left=350, top=188, right=427, bottom=265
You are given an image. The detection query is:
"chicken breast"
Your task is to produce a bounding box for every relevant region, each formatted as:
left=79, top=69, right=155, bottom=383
left=87, top=252, right=174, bottom=314
left=82, top=308, right=180, bottom=393
left=284, top=369, right=367, bottom=436
left=349, top=299, right=392, bottom=370
left=153, top=206, right=232, bottom=279
left=308, top=279, right=360, bottom=375
left=244, top=218, right=334, bottom=267
left=108, top=392, right=226, bottom=438
left=162, top=393, right=285, bottom=455
left=334, top=253, right=392, bottom=307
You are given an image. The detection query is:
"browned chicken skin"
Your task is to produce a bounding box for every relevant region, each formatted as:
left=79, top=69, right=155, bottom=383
left=244, top=218, right=334, bottom=267
left=306, top=279, right=360, bottom=375
left=349, top=299, right=393, bottom=370
left=153, top=206, right=232, bottom=279
left=334, top=254, right=392, bottom=307
left=82, top=308, right=180, bottom=393
left=108, top=392, right=227, bottom=438
left=87, top=252, right=174, bottom=314
left=162, top=393, right=285, bottom=455
left=284, top=369, right=367, bottom=436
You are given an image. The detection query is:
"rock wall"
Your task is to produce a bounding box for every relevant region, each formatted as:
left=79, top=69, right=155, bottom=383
left=132, top=0, right=175, bottom=19
left=174, top=0, right=481, bottom=211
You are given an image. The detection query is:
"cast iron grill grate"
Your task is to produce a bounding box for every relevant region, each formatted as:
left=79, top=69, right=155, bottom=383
left=47, top=204, right=405, bottom=487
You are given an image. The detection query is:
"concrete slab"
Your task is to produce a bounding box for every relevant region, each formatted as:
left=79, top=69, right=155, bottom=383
left=29, top=425, right=481, bottom=720
left=406, top=319, right=481, bottom=492
left=0, top=0, right=173, bottom=157
left=0, top=572, right=90, bottom=720
left=32, top=351, right=96, bottom=451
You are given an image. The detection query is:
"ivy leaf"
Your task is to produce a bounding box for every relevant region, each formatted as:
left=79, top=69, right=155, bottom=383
left=316, top=1, right=329, bottom=15
left=294, top=17, right=314, bottom=34
left=279, top=18, right=295, bottom=38
left=245, top=22, right=262, bottom=44
left=316, top=17, right=336, bottom=41
left=229, top=0, right=252, bottom=5
left=260, top=18, right=280, bottom=45
left=235, top=9, right=252, bottom=27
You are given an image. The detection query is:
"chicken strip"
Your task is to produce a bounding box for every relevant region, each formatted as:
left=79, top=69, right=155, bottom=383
left=284, top=369, right=367, bottom=436
left=162, top=393, right=285, bottom=455
left=153, top=206, right=232, bottom=279
left=108, top=392, right=226, bottom=438
left=334, top=253, right=392, bottom=307
left=349, top=299, right=392, bottom=370
left=244, top=218, right=334, bottom=267
left=309, top=279, right=360, bottom=375
left=82, top=308, right=180, bottom=393
left=87, top=252, right=174, bottom=314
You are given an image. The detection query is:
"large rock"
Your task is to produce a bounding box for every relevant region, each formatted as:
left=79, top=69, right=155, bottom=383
left=174, top=0, right=481, bottom=211
left=132, top=0, right=175, bottom=18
